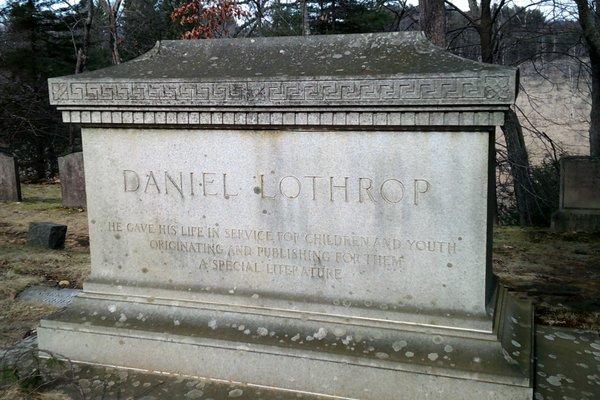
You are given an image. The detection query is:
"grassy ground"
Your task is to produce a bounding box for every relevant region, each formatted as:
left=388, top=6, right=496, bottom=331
left=0, top=184, right=598, bottom=351
left=494, top=227, right=600, bottom=329
left=0, top=184, right=89, bottom=348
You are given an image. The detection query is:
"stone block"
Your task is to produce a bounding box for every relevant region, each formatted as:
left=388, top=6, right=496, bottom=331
left=0, top=152, right=21, bottom=201
left=58, top=152, right=86, bottom=208
left=27, top=222, right=67, bottom=249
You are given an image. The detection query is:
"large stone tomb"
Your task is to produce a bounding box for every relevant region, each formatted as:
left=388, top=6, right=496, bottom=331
left=40, top=33, right=533, bottom=399
left=552, top=156, right=600, bottom=233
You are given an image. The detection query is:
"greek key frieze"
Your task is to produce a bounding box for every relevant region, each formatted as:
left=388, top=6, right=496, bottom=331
left=49, top=76, right=514, bottom=106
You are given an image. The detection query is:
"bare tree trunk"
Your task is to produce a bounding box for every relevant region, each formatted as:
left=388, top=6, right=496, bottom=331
left=331, top=0, right=336, bottom=32
left=301, top=0, right=309, bottom=36
left=256, top=0, right=264, bottom=33
left=100, top=0, right=122, bottom=65
left=76, top=0, right=94, bottom=74
left=502, top=109, right=536, bottom=226
left=419, top=0, right=446, bottom=47
left=591, top=58, right=600, bottom=156
left=108, top=10, right=121, bottom=64
left=574, top=0, right=600, bottom=156
left=479, top=0, right=493, bottom=63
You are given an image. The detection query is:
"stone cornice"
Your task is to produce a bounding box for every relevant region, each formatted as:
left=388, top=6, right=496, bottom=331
left=49, top=74, right=516, bottom=108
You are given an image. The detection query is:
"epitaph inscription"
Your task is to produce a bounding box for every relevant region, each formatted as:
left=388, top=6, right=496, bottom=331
left=85, top=128, right=489, bottom=317
left=105, top=219, right=459, bottom=284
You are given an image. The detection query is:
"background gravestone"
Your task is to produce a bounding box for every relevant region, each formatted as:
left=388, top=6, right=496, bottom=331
left=552, top=156, right=600, bottom=233
left=40, top=33, right=532, bottom=399
left=58, top=152, right=86, bottom=208
left=0, top=151, right=22, bottom=202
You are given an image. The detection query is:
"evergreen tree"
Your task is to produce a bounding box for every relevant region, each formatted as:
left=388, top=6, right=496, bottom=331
left=0, top=0, right=78, bottom=180
left=122, top=0, right=167, bottom=60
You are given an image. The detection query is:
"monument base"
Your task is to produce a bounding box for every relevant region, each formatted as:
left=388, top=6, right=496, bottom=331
left=39, top=286, right=533, bottom=400
left=551, top=210, right=600, bottom=233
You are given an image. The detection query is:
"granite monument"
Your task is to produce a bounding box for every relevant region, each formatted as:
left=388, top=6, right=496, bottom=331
left=40, top=33, right=533, bottom=399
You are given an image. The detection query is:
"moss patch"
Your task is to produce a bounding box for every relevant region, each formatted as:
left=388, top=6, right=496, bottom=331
left=493, top=226, right=600, bottom=330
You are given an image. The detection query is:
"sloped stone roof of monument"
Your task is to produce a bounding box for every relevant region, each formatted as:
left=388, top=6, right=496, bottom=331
left=48, top=32, right=518, bottom=108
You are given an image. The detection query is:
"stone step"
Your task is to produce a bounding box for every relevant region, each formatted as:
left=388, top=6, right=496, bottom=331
left=39, top=292, right=533, bottom=399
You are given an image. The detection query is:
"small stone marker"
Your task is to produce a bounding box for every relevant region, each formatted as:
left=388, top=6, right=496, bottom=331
left=58, top=152, right=86, bottom=208
left=40, top=33, right=534, bottom=399
left=552, top=156, right=600, bottom=233
left=0, top=151, right=22, bottom=201
left=27, top=222, right=67, bottom=249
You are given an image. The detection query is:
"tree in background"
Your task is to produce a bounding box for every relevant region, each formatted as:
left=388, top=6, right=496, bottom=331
left=573, top=0, right=600, bottom=156
left=171, top=0, right=245, bottom=39
left=0, top=0, right=78, bottom=180
left=99, top=0, right=123, bottom=63
left=122, top=0, right=169, bottom=60
left=247, top=1, right=301, bottom=36
left=231, top=1, right=416, bottom=37
left=444, top=0, right=545, bottom=226
left=0, top=0, right=594, bottom=226
left=309, top=0, right=400, bottom=35
left=75, top=0, right=95, bottom=73
left=419, top=0, right=445, bottom=46
left=300, top=0, right=308, bottom=34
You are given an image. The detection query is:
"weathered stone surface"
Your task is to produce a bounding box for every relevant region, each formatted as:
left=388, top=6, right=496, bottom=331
left=80, top=127, right=491, bottom=330
left=58, top=152, right=86, bottom=208
left=0, top=151, right=21, bottom=202
left=27, top=222, right=67, bottom=249
left=560, top=156, right=600, bottom=211
left=41, top=286, right=534, bottom=400
left=48, top=32, right=517, bottom=108
left=15, top=325, right=595, bottom=399
left=552, top=156, right=600, bottom=233
left=40, top=32, right=532, bottom=399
